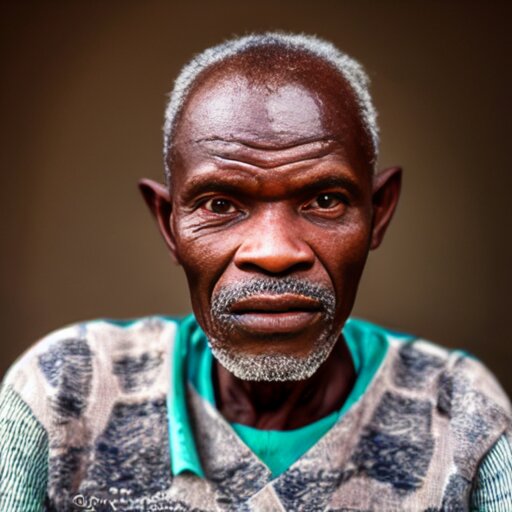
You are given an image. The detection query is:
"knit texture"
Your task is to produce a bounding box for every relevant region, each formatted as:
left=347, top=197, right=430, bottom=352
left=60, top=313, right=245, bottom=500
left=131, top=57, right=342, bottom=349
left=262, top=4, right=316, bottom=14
left=0, top=385, right=48, bottom=511
left=0, top=315, right=511, bottom=511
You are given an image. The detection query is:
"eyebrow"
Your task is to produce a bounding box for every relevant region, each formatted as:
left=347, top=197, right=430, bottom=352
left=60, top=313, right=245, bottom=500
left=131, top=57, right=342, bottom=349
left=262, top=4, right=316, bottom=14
left=179, top=171, right=362, bottom=204
left=295, top=175, right=360, bottom=198
left=179, top=173, right=258, bottom=204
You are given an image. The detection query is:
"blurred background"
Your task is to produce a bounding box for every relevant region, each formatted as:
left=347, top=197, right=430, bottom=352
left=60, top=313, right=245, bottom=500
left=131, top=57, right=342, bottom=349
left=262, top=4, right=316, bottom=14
left=1, top=1, right=511, bottom=392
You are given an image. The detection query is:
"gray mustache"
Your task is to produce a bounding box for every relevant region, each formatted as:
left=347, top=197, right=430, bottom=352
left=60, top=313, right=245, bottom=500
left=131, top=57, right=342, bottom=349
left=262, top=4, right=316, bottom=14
left=211, top=277, right=336, bottom=319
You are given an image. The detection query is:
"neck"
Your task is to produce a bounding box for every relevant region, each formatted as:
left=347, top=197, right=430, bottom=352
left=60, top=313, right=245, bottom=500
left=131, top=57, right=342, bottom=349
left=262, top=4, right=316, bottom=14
left=213, top=335, right=355, bottom=430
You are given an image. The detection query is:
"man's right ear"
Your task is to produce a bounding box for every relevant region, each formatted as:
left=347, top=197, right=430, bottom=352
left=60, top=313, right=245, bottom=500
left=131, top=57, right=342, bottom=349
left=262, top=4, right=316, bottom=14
left=138, top=178, right=180, bottom=264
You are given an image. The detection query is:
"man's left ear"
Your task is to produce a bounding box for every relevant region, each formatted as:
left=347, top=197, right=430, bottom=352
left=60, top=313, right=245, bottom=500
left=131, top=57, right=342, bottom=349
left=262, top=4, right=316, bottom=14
left=370, top=166, right=402, bottom=250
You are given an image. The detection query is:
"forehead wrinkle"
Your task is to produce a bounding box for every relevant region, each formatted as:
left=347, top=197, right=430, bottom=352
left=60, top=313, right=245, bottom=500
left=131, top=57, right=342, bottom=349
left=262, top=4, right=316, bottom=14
left=193, top=138, right=344, bottom=170
left=193, top=135, right=337, bottom=150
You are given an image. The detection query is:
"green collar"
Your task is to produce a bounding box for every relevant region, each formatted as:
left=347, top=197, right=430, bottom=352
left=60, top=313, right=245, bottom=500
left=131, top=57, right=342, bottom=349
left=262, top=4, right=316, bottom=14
left=166, top=315, right=206, bottom=477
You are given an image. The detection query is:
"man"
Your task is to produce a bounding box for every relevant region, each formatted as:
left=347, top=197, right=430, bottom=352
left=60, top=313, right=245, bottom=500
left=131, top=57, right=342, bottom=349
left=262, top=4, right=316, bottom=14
left=1, top=33, right=510, bottom=511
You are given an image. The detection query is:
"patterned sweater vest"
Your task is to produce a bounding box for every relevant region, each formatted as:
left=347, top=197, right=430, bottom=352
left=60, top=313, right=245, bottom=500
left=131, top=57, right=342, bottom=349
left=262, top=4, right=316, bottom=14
left=2, top=317, right=511, bottom=511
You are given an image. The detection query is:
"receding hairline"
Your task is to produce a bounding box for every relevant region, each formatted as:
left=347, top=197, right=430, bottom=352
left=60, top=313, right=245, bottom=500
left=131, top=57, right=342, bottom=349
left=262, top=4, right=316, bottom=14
left=169, top=61, right=374, bottom=180
left=163, top=32, right=379, bottom=185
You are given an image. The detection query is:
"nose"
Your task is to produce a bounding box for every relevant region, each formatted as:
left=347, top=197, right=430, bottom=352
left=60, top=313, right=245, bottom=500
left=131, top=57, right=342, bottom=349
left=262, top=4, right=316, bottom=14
left=234, top=208, right=315, bottom=275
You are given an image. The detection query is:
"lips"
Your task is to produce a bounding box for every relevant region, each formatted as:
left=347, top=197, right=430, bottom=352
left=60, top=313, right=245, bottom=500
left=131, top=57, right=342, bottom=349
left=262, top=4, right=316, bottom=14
left=228, top=294, right=323, bottom=334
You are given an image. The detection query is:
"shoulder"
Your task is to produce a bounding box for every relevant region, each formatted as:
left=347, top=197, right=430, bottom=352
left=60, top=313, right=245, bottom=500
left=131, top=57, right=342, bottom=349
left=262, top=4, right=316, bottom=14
left=371, top=320, right=512, bottom=466
left=0, top=316, right=184, bottom=507
left=348, top=318, right=511, bottom=451
left=348, top=317, right=510, bottom=415
left=390, top=335, right=511, bottom=419
left=2, top=316, right=181, bottom=426
left=349, top=318, right=511, bottom=496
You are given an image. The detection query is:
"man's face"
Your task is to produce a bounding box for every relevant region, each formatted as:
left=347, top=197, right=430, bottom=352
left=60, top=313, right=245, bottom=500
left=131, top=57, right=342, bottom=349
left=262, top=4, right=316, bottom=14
left=168, top=69, right=376, bottom=381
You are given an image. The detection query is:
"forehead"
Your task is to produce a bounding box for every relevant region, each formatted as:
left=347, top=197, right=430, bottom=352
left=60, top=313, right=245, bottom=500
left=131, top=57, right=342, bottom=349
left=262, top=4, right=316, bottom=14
left=171, top=55, right=372, bottom=178
left=179, top=78, right=326, bottom=146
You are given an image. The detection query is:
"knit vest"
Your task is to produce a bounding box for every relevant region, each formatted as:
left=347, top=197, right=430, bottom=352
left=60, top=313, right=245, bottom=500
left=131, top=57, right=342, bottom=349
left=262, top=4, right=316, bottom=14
left=4, top=317, right=511, bottom=511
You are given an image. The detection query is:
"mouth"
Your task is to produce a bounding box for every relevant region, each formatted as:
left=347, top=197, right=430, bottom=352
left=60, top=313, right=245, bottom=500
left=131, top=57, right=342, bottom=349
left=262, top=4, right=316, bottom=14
left=227, top=294, right=323, bottom=334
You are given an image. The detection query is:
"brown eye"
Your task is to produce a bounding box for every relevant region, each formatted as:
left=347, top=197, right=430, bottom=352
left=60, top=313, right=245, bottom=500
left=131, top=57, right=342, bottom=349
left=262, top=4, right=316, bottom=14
left=309, top=193, right=344, bottom=209
left=203, top=198, right=237, bottom=214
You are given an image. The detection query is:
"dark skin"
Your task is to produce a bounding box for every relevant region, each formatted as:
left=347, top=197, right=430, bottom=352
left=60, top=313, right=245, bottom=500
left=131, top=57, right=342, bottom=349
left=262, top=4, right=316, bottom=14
left=140, top=59, right=401, bottom=430
left=212, top=338, right=356, bottom=429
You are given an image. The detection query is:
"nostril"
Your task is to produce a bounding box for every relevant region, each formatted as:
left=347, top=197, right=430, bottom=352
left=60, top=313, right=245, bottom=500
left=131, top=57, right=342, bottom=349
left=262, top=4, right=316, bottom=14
left=236, top=260, right=313, bottom=276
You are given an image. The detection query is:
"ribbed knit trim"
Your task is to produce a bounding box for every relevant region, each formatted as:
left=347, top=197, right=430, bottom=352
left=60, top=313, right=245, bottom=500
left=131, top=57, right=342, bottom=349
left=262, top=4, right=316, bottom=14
left=471, top=434, right=512, bottom=511
left=0, top=384, right=48, bottom=511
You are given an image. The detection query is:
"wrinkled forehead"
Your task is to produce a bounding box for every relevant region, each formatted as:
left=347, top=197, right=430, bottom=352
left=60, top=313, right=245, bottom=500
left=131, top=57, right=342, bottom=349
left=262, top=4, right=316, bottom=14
left=171, top=49, right=373, bottom=175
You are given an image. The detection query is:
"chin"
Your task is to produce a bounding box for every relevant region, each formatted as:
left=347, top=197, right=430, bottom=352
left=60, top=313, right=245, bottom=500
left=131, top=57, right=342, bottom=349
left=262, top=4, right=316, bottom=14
left=207, top=328, right=339, bottom=382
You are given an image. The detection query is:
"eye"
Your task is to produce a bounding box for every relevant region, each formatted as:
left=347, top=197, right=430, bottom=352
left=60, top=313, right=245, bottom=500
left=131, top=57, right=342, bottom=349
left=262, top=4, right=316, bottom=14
left=307, top=193, right=346, bottom=210
left=202, top=197, right=237, bottom=214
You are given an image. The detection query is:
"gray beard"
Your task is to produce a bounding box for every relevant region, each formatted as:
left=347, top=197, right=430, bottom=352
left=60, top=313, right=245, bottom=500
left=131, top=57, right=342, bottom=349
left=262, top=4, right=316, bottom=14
left=208, top=277, right=338, bottom=382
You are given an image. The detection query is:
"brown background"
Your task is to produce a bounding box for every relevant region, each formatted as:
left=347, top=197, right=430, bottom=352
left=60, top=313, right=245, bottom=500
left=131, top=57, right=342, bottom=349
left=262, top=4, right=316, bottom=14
left=1, top=1, right=511, bottom=393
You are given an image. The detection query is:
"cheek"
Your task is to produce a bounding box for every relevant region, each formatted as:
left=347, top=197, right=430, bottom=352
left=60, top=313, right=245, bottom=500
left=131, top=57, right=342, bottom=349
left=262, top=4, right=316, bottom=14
left=337, top=229, right=371, bottom=271
left=173, top=223, right=238, bottom=315
left=313, top=222, right=372, bottom=309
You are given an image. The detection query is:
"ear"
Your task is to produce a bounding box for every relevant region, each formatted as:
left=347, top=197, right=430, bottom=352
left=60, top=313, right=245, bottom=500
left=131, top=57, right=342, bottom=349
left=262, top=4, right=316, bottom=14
left=370, top=166, right=402, bottom=250
left=138, top=178, right=180, bottom=264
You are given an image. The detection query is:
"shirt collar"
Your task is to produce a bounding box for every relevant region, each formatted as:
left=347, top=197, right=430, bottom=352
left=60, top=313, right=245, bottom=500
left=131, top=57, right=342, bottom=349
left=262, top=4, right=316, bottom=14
left=166, top=314, right=205, bottom=477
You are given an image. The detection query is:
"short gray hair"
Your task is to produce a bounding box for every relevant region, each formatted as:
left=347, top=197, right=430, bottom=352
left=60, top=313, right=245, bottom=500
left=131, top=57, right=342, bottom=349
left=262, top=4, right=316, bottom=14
left=163, top=32, right=379, bottom=184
